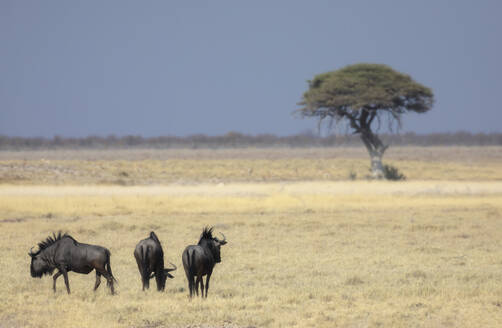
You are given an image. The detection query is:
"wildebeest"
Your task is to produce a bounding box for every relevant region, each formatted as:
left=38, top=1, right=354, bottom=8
left=182, top=227, right=227, bottom=298
left=28, top=232, right=116, bottom=294
left=134, top=231, right=177, bottom=291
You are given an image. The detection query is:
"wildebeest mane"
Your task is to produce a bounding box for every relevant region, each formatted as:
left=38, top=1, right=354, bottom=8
left=150, top=231, right=162, bottom=246
left=149, top=231, right=164, bottom=257
left=31, top=231, right=75, bottom=256
left=198, top=226, right=214, bottom=245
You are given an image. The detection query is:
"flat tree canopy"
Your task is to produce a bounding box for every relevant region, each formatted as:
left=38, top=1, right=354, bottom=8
left=298, top=63, right=434, bottom=178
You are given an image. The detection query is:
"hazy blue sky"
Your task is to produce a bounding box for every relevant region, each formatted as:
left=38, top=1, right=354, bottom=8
left=1, top=1, right=501, bottom=137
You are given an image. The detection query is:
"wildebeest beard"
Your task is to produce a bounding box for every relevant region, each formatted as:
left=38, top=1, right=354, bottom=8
left=29, top=232, right=64, bottom=278
left=30, top=256, right=55, bottom=278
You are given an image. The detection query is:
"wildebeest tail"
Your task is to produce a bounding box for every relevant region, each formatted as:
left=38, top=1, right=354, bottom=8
left=140, top=245, right=150, bottom=283
left=186, top=248, right=190, bottom=270
left=105, top=249, right=118, bottom=284
left=187, top=248, right=196, bottom=274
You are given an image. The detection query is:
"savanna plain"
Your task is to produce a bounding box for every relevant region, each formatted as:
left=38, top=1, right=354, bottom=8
left=1, top=147, right=501, bottom=328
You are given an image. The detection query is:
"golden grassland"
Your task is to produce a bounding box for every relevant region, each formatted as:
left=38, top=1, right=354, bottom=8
left=1, top=147, right=502, bottom=327
left=1, top=182, right=502, bottom=327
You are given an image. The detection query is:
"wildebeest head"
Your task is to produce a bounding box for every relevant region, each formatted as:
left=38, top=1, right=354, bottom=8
left=28, top=232, right=67, bottom=278
left=151, top=263, right=177, bottom=290
left=198, top=227, right=227, bottom=263
left=28, top=248, right=54, bottom=278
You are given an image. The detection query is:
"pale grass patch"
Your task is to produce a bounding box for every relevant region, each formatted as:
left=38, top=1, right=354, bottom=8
left=0, top=182, right=502, bottom=327
left=1, top=146, right=502, bottom=184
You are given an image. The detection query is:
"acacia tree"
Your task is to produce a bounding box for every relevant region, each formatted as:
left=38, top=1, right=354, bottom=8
left=298, top=63, right=434, bottom=178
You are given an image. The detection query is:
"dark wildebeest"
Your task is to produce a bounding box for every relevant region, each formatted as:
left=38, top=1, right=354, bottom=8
left=182, top=227, right=227, bottom=298
left=28, top=232, right=116, bottom=294
left=134, top=231, right=177, bottom=291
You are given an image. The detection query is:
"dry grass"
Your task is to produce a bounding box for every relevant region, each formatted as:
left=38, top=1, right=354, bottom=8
left=1, top=147, right=502, bottom=327
left=1, top=147, right=501, bottom=184
left=1, top=181, right=502, bottom=327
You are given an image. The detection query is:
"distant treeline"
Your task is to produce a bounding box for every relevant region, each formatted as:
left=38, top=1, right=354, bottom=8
left=1, top=132, right=501, bottom=150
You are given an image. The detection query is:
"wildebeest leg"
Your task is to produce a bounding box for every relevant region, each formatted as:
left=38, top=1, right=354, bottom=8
left=107, top=274, right=115, bottom=295
left=195, top=276, right=200, bottom=297
left=104, top=253, right=116, bottom=295
left=144, top=271, right=150, bottom=290
left=61, top=268, right=70, bottom=294
left=186, top=274, right=194, bottom=298
left=94, top=271, right=102, bottom=291
left=205, top=271, right=212, bottom=298
left=136, top=257, right=148, bottom=291
left=94, top=262, right=113, bottom=294
left=155, top=270, right=164, bottom=291
left=190, top=276, right=195, bottom=298
left=98, top=269, right=115, bottom=295
left=199, top=276, right=205, bottom=298
left=53, top=271, right=62, bottom=292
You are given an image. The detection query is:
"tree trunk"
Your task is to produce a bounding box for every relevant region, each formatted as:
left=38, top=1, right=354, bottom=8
left=360, top=131, right=387, bottom=179
left=370, top=151, right=385, bottom=179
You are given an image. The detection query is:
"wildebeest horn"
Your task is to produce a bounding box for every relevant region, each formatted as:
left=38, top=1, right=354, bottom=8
left=166, top=262, right=177, bottom=272
left=219, top=232, right=227, bottom=244
left=28, top=247, right=35, bottom=257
